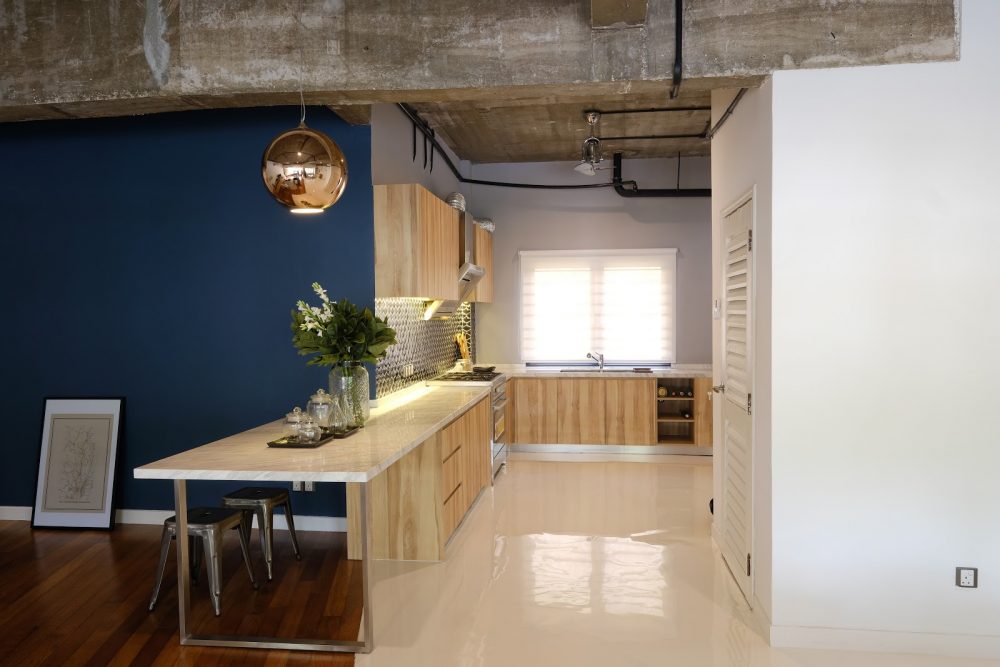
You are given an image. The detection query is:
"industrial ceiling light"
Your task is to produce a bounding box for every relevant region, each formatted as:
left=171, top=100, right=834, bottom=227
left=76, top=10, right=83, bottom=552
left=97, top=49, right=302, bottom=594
left=261, top=94, right=348, bottom=215
left=574, top=111, right=603, bottom=176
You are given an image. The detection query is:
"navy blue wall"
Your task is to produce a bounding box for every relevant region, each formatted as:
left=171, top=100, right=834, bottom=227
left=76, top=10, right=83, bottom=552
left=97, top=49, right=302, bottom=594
left=0, top=107, right=373, bottom=517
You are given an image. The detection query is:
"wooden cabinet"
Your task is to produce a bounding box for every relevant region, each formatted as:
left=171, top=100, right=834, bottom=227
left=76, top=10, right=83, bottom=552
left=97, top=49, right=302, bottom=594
left=556, top=379, right=606, bottom=444
left=347, top=397, right=491, bottom=561
left=509, top=376, right=707, bottom=447
left=374, top=183, right=460, bottom=301
left=606, top=379, right=657, bottom=445
left=509, top=378, right=558, bottom=444
left=693, top=377, right=713, bottom=446
left=447, top=397, right=489, bottom=520
left=656, top=377, right=713, bottom=445
left=472, top=225, right=494, bottom=303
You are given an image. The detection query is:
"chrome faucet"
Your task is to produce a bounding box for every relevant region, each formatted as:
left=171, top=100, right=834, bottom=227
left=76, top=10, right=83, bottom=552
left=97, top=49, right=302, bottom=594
left=586, top=351, right=605, bottom=370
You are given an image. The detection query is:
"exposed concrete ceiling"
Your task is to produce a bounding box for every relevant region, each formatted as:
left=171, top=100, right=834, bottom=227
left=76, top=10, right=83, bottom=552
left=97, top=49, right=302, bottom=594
left=0, top=0, right=959, bottom=163
left=411, top=83, right=717, bottom=163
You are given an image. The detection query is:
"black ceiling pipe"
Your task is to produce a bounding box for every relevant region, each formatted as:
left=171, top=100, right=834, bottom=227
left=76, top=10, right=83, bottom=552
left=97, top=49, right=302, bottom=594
left=596, top=106, right=710, bottom=115
left=398, top=103, right=620, bottom=190
left=612, top=153, right=711, bottom=198
left=670, top=0, right=683, bottom=99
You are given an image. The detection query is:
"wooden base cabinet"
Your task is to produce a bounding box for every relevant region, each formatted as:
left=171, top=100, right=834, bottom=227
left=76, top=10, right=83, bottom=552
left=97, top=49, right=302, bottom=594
left=509, top=376, right=709, bottom=447
left=510, top=378, right=558, bottom=444
left=606, top=379, right=657, bottom=445
left=509, top=378, right=656, bottom=446
left=557, top=379, right=606, bottom=444
left=346, top=397, right=491, bottom=561
left=655, top=377, right=714, bottom=445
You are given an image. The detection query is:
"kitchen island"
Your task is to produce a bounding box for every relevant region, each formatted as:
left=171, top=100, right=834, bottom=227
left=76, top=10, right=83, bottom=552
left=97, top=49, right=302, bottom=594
left=134, top=383, right=490, bottom=654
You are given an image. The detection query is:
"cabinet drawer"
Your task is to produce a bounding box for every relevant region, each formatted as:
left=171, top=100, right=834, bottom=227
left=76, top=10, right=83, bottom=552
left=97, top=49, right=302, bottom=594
left=442, top=483, right=463, bottom=539
left=442, top=445, right=462, bottom=498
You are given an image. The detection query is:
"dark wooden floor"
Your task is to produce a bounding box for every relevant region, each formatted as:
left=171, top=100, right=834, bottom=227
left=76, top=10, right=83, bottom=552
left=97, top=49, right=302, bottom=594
left=0, top=520, right=359, bottom=666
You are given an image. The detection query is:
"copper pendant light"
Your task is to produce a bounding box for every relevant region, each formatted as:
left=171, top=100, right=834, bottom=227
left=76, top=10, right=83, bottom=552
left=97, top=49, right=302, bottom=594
left=261, top=98, right=348, bottom=215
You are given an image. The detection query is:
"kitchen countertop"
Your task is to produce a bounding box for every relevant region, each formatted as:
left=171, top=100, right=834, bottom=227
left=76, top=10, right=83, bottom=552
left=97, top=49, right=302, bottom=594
left=134, top=384, right=490, bottom=484
left=487, top=363, right=712, bottom=379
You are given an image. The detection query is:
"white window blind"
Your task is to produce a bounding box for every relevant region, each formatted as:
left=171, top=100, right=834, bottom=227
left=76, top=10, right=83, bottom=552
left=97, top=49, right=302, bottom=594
left=520, top=249, right=677, bottom=364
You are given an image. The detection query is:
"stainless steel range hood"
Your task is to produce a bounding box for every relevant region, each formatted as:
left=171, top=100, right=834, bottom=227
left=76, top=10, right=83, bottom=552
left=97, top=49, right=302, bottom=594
left=423, top=262, right=484, bottom=320
left=423, top=195, right=488, bottom=320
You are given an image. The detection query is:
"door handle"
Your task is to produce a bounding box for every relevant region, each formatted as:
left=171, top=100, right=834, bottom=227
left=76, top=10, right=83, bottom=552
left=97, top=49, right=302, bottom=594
left=712, top=384, right=725, bottom=393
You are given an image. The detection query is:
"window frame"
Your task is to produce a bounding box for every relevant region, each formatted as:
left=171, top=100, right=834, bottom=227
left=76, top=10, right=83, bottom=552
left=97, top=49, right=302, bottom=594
left=517, top=248, right=678, bottom=366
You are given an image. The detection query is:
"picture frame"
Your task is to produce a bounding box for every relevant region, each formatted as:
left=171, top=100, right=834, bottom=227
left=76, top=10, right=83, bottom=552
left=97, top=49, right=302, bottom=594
left=31, top=397, right=125, bottom=530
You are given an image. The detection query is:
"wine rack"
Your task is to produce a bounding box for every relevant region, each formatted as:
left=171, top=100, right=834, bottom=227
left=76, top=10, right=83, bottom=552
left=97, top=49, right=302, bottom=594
left=655, top=378, right=709, bottom=445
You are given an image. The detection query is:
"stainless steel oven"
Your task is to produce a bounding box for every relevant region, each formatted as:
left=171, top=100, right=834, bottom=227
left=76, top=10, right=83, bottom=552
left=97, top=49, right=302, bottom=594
left=490, top=377, right=508, bottom=476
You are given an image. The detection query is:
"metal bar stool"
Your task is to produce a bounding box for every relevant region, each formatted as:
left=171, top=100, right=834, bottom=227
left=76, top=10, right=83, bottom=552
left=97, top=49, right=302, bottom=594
left=222, top=487, right=302, bottom=581
left=148, top=507, right=258, bottom=616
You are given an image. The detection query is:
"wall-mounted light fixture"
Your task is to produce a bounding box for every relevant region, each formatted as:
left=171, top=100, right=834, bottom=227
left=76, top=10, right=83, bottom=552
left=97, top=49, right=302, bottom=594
left=261, top=100, right=348, bottom=215
left=573, top=111, right=603, bottom=176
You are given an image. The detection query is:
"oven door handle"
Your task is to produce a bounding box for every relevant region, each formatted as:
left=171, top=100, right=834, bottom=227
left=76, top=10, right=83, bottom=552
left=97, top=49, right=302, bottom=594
left=492, top=398, right=508, bottom=413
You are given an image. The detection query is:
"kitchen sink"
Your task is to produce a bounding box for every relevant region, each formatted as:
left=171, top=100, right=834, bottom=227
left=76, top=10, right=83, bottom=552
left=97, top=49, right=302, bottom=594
left=557, top=368, right=655, bottom=373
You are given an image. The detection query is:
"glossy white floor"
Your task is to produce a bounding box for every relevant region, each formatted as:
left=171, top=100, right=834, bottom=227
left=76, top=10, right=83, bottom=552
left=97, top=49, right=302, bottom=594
left=357, top=454, right=1000, bottom=667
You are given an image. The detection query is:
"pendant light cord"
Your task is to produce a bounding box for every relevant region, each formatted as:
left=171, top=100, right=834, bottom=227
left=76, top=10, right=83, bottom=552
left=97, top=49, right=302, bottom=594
left=295, top=4, right=307, bottom=127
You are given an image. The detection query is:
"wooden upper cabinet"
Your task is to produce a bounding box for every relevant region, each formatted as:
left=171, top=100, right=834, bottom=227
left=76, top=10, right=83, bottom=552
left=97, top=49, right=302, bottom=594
left=471, top=225, right=494, bottom=303
left=374, top=184, right=460, bottom=301
left=606, top=379, right=657, bottom=445
left=556, top=379, right=606, bottom=444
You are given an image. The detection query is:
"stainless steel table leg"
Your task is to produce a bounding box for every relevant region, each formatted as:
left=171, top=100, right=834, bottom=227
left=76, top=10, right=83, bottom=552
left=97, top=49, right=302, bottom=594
left=360, top=480, right=373, bottom=652
left=174, top=480, right=192, bottom=644
left=172, top=479, right=374, bottom=654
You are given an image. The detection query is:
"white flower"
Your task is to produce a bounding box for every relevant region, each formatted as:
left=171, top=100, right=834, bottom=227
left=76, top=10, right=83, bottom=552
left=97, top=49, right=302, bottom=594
left=312, top=282, right=330, bottom=303
left=319, top=302, right=334, bottom=323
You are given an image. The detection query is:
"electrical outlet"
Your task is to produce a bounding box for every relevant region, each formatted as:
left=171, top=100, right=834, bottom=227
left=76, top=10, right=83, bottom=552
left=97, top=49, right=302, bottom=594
left=304, top=481, right=315, bottom=492
left=403, top=363, right=415, bottom=377
left=956, top=567, right=978, bottom=588
left=292, top=481, right=303, bottom=492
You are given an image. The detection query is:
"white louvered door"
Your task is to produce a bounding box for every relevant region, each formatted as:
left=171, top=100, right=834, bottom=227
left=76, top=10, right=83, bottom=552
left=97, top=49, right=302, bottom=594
left=720, top=195, right=753, bottom=604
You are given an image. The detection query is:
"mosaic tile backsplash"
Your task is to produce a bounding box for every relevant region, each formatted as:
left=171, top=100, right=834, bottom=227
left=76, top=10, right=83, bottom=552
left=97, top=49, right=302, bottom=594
left=375, top=298, right=475, bottom=398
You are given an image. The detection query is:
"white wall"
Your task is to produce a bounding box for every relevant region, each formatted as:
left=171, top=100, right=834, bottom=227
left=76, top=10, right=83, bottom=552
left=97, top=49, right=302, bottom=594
left=370, top=103, right=470, bottom=201
left=470, top=158, right=713, bottom=364
left=766, top=0, right=1000, bottom=656
left=710, top=81, right=774, bottom=624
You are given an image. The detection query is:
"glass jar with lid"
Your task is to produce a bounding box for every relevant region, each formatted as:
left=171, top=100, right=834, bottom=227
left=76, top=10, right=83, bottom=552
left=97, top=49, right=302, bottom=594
left=307, top=388, right=335, bottom=429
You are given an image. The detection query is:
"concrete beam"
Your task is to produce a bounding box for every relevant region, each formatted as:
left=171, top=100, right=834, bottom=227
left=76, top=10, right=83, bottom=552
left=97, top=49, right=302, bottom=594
left=592, top=0, right=648, bottom=29
left=327, top=105, right=372, bottom=126
left=0, top=0, right=958, bottom=122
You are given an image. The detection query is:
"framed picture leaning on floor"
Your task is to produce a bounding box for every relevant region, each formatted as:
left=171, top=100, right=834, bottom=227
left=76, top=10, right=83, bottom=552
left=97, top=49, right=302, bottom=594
left=31, top=397, right=125, bottom=530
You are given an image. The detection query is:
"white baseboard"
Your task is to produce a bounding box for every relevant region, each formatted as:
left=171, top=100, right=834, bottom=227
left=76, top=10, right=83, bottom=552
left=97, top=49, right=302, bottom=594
left=770, top=624, right=1000, bottom=660
left=0, top=506, right=31, bottom=520
left=1, top=506, right=346, bottom=533
left=115, top=509, right=172, bottom=525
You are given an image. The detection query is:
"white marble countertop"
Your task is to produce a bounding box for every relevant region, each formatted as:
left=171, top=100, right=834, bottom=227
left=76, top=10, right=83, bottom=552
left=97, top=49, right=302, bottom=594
left=488, top=363, right=713, bottom=379
left=134, top=385, right=490, bottom=483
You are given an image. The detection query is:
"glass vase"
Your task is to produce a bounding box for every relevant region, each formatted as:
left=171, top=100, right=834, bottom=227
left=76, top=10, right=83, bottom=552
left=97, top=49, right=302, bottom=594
left=329, top=362, right=370, bottom=428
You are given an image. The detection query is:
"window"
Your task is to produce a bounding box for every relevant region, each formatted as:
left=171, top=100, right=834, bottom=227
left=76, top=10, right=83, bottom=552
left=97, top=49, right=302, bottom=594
left=519, top=249, right=677, bottom=364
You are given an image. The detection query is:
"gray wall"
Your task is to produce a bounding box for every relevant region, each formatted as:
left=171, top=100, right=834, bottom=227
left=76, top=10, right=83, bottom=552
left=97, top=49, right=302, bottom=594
left=370, top=103, right=471, bottom=201
left=468, top=158, right=712, bottom=364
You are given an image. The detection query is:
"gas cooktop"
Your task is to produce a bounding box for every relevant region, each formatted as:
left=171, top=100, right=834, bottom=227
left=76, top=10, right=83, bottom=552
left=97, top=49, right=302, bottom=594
left=434, top=371, right=501, bottom=382
left=428, top=366, right=503, bottom=385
